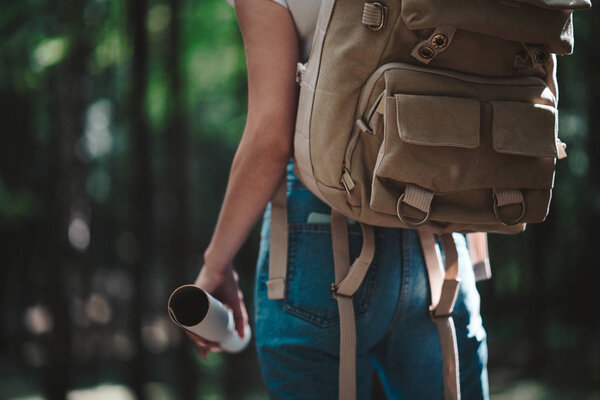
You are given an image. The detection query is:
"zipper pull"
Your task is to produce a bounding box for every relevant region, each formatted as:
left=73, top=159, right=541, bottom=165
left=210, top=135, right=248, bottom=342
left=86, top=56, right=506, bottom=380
left=365, top=91, right=386, bottom=135
left=375, top=95, right=385, bottom=115
left=341, top=168, right=355, bottom=192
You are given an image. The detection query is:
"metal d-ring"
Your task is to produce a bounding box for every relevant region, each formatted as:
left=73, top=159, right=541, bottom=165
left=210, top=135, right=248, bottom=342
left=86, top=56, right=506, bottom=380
left=367, top=2, right=387, bottom=32
left=396, top=193, right=431, bottom=227
left=493, top=197, right=526, bottom=226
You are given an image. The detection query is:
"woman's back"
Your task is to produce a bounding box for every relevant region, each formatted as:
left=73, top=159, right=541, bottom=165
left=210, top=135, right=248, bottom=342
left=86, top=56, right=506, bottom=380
left=193, top=1, right=489, bottom=398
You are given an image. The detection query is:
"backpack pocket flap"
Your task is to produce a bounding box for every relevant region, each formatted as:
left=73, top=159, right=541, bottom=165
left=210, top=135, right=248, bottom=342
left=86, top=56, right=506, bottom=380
left=395, top=94, right=480, bottom=148
left=512, top=0, right=591, bottom=10
left=492, top=101, right=558, bottom=158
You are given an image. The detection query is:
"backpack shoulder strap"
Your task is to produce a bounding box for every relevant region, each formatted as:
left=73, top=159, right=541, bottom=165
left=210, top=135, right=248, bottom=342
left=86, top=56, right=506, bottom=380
left=418, top=231, right=462, bottom=400
left=330, top=209, right=375, bottom=400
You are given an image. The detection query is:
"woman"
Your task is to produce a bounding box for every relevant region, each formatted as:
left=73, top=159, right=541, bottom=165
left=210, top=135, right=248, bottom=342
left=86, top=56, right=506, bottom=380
left=184, top=0, right=489, bottom=398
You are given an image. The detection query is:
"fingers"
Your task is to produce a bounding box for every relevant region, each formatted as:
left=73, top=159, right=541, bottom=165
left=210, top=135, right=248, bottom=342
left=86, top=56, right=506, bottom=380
left=231, top=288, right=249, bottom=339
left=183, top=330, right=222, bottom=359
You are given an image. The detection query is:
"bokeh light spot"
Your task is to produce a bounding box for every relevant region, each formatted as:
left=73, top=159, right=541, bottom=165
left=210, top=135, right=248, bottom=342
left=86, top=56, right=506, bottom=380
left=24, top=304, right=53, bottom=335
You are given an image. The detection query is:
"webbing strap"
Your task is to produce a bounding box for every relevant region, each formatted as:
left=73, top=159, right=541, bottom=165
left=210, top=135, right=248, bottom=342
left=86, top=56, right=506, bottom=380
left=361, top=2, right=386, bottom=30
left=362, top=3, right=382, bottom=26
left=403, top=183, right=434, bottom=214
left=493, top=188, right=524, bottom=207
left=330, top=210, right=355, bottom=400
left=466, top=232, right=492, bottom=282
left=335, top=223, right=375, bottom=297
left=434, top=316, right=460, bottom=400
left=266, top=177, right=288, bottom=300
left=437, top=234, right=460, bottom=317
left=331, top=210, right=376, bottom=400
left=418, top=231, right=461, bottom=400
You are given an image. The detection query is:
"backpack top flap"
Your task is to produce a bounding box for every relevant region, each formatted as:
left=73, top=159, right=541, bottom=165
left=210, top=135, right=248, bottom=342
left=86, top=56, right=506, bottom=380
left=513, top=0, right=591, bottom=10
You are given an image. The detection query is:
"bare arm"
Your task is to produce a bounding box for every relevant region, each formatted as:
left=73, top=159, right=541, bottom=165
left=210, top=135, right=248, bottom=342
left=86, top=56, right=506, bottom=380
left=185, top=0, right=299, bottom=357
left=204, top=0, right=299, bottom=271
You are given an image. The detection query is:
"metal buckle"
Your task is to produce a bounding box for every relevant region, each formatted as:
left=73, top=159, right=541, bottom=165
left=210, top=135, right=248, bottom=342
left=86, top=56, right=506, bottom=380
left=429, top=307, right=452, bottom=322
left=493, top=197, right=526, bottom=226
left=331, top=282, right=339, bottom=300
left=331, top=282, right=351, bottom=300
left=367, top=2, right=387, bottom=32
left=396, top=193, right=431, bottom=227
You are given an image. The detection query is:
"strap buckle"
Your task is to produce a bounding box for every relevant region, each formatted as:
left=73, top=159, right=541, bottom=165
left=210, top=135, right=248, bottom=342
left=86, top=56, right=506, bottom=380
left=331, top=282, right=351, bottom=300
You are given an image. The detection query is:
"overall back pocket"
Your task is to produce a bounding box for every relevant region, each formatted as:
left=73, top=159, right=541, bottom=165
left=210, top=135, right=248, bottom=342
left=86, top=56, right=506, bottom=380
left=283, top=223, right=381, bottom=327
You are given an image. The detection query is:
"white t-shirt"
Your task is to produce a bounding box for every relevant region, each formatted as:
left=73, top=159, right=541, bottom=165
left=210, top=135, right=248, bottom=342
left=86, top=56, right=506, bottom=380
left=226, top=0, right=321, bottom=62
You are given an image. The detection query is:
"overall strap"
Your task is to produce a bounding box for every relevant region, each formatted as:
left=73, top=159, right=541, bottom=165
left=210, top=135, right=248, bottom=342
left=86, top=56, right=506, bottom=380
left=330, top=209, right=375, bottom=400
left=418, top=231, right=462, bottom=400
left=266, top=177, right=288, bottom=300
left=466, top=232, right=492, bottom=282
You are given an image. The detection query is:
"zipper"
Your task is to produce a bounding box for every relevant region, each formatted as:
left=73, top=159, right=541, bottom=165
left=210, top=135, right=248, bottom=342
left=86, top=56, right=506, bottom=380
left=341, top=62, right=551, bottom=188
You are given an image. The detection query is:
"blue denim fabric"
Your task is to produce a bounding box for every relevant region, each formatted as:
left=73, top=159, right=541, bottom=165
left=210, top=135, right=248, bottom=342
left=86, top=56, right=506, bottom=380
left=253, top=161, right=489, bottom=400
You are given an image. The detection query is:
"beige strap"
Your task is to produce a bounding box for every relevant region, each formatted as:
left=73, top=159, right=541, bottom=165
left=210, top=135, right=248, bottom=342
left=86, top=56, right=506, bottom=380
left=411, top=27, right=457, bottom=64
left=437, top=235, right=460, bottom=316
left=335, top=223, right=375, bottom=297
left=355, top=118, right=374, bottom=135
left=556, top=138, right=567, bottom=159
left=434, top=315, right=461, bottom=400
left=493, top=188, right=523, bottom=207
left=466, top=232, right=492, bottom=282
left=266, top=176, right=288, bottom=300
left=403, top=183, right=435, bottom=214
left=330, top=209, right=356, bottom=400
left=330, top=210, right=376, bottom=400
left=418, top=231, right=444, bottom=306
left=419, top=231, right=461, bottom=400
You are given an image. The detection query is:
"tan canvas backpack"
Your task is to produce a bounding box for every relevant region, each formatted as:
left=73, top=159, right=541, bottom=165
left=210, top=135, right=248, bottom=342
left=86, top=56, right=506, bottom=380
left=266, top=0, right=591, bottom=399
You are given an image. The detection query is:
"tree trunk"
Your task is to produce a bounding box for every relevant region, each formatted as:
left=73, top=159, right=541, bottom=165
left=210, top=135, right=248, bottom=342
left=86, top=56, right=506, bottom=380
left=165, top=0, right=197, bottom=398
left=127, top=0, right=152, bottom=398
left=43, top=0, right=91, bottom=396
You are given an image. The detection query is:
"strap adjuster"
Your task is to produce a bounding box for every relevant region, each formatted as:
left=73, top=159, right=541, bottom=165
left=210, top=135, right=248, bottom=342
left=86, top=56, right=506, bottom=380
left=429, top=306, right=452, bottom=322
left=362, top=2, right=388, bottom=32
left=331, top=282, right=351, bottom=300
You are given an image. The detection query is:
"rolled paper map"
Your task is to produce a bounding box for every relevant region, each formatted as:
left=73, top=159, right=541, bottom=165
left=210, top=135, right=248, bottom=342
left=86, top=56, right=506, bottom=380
left=167, top=284, right=251, bottom=353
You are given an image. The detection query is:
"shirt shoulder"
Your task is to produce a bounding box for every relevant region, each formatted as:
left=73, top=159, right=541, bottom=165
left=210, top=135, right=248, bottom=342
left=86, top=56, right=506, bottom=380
left=226, top=0, right=289, bottom=9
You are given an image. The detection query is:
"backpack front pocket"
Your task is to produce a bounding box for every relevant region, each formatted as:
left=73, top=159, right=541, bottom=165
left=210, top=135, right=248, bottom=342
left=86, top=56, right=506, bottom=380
left=282, top=223, right=381, bottom=327
left=366, top=63, right=560, bottom=227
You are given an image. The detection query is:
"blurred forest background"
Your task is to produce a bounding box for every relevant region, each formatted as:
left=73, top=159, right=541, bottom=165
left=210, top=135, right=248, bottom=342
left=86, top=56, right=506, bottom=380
left=0, top=0, right=598, bottom=399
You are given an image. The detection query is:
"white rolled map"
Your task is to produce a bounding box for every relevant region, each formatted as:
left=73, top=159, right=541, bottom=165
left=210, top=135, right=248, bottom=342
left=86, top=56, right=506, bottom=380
left=167, top=284, right=251, bottom=353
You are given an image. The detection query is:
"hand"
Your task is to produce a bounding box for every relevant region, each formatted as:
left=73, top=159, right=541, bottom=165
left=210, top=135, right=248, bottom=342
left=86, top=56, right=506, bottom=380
left=183, top=263, right=249, bottom=360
